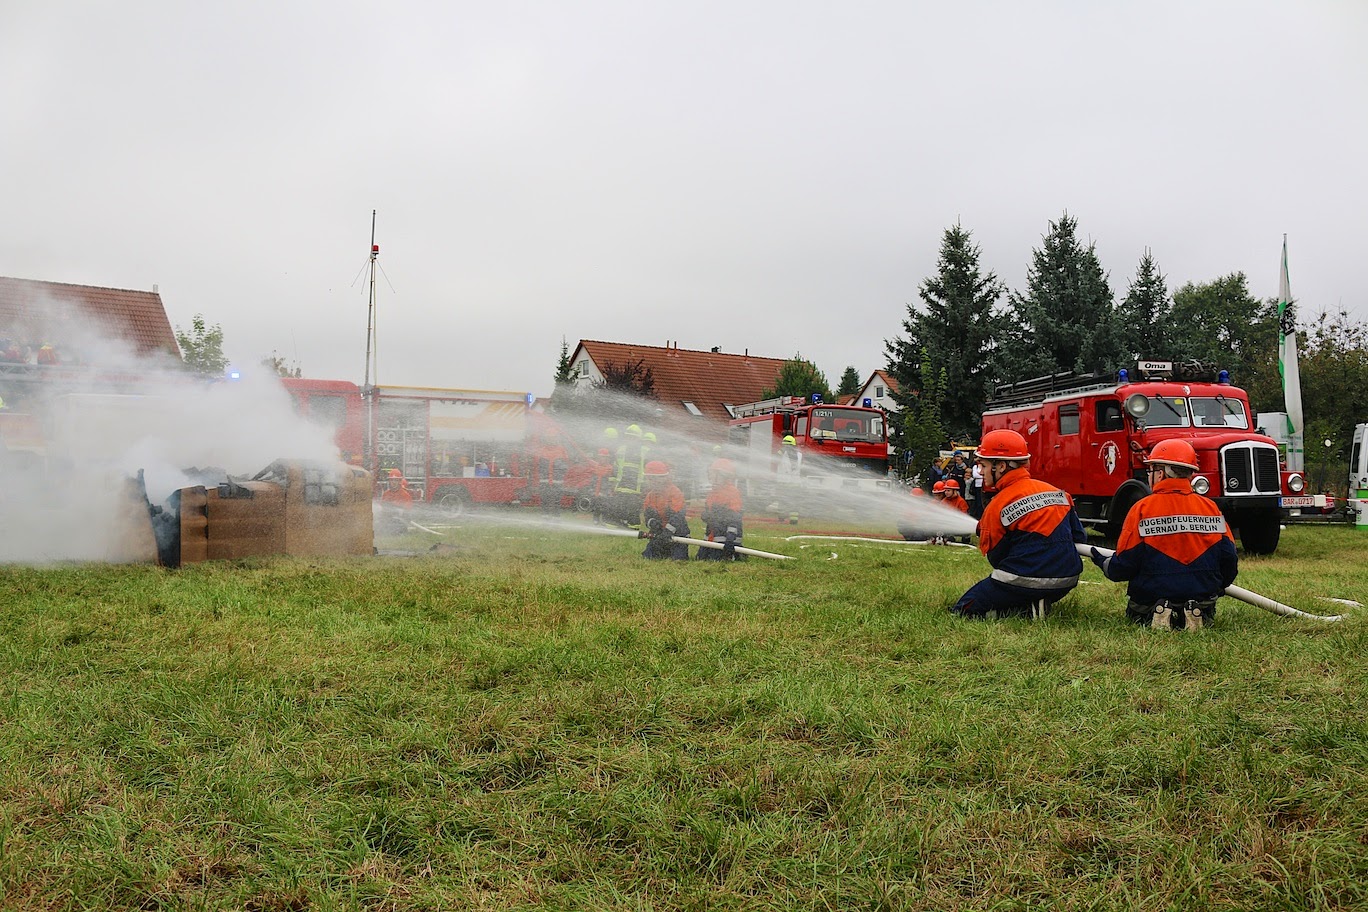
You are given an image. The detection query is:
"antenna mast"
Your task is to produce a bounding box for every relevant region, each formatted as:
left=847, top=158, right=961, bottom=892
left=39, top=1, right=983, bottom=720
left=362, top=211, right=379, bottom=475
left=363, top=210, right=379, bottom=388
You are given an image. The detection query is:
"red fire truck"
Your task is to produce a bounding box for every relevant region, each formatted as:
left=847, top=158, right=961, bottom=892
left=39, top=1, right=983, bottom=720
left=727, top=395, right=891, bottom=491
left=282, top=379, right=604, bottom=513
left=980, top=359, right=1305, bottom=554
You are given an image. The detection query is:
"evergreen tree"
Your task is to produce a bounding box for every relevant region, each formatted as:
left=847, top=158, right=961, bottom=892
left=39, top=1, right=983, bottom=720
left=761, top=355, right=833, bottom=403
left=900, top=349, right=947, bottom=485
left=175, top=314, right=228, bottom=378
left=885, top=224, right=1005, bottom=440
left=836, top=366, right=862, bottom=400
left=552, top=337, right=575, bottom=386
left=914, top=224, right=1006, bottom=438
left=548, top=337, right=578, bottom=413
left=1004, top=213, right=1121, bottom=377
left=1116, top=249, right=1172, bottom=361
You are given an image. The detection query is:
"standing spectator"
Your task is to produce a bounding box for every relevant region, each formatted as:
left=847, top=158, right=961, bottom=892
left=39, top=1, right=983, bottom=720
left=969, top=457, right=986, bottom=519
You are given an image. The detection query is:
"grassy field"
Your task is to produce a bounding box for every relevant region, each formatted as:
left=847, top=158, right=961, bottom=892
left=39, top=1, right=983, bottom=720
left=2, top=518, right=1367, bottom=911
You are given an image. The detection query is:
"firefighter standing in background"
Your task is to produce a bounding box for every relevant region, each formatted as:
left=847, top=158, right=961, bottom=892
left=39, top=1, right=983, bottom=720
left=611, top=424, right=648, bottom=526
left=380, top=468, right=413, bottom=507
left=639, top=460, right=691, bottom=560
left=698, top=458, right=744, bottom=561
left=951, top=429, right=1086, bottom=620
left=1090, top=439, right=1238, bottom=630
left=589, top=447, right=615, bottom=523
left=533, top=425, right=568, bottom=516
left=775, top=434, right=802, bottom=524
left=377, top=468, right=413, bottom=536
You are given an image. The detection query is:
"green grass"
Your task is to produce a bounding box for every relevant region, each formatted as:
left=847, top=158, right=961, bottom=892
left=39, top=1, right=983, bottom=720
left=2, top=521, right=1367, bottom=910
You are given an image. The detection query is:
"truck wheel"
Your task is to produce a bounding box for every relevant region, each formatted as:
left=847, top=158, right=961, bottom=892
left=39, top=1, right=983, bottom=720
left=437, top=487, right=471, bottom=516
left=1239, top=512, right=1281, bottom=555
left=1106, top=491, right=1143, bottom=542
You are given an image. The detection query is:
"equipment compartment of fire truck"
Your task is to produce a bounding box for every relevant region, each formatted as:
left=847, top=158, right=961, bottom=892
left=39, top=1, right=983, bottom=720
left=981, top=359, right=1305, bottom=555
left=283, top=379, right=600, bottom=513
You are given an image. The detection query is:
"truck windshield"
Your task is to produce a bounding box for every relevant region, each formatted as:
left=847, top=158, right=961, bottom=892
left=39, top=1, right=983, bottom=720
left=808, top=408, right=884, bottom=443
left=1190, top=396, right=1249, bottom=429
left=1143, top=396, right=1192, bottom=428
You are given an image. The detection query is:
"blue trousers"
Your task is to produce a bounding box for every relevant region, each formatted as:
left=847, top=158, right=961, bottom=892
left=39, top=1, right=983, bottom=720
left=951, top=577, right=1074, bottom=618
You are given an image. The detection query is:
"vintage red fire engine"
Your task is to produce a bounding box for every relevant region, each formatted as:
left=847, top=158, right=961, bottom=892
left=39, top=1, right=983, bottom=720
left=980, top=360, right=1305, bottom=554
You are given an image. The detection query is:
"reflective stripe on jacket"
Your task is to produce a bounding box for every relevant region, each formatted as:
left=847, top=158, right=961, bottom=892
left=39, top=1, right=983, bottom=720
left=978, top=467, right=1085, bottom=589
left=1099, top=477, right=1237, bottom=604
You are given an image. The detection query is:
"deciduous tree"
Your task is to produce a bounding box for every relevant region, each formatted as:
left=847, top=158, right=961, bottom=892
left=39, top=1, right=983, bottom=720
left=761, top=355, right=832, bottom=403
left=175, top=315, right=228, bottom=378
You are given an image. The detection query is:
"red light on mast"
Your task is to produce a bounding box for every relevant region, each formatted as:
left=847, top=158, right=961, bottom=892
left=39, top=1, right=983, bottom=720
left=372, top=245, right=380, bottom=254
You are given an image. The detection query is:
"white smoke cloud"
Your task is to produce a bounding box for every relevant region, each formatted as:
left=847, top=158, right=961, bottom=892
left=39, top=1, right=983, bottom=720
left=0, top=294, right=338, bottom=562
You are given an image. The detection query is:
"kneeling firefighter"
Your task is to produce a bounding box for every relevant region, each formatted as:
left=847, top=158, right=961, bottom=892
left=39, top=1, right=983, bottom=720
left=639, top=460, right=691, bottom=560
left=697, top=458, right=744, bottom=561
left=951, top=429, right=1086, bottom=620
left=1090, top=439, right=1238, bottom=630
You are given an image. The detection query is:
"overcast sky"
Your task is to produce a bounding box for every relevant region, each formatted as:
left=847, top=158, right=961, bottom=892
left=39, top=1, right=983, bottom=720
left=5, top=1, right=1365, bottom=396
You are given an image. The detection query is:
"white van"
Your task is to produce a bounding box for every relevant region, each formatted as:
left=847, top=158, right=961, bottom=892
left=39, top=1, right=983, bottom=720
left=1351, top=424, right=1368, bottom=503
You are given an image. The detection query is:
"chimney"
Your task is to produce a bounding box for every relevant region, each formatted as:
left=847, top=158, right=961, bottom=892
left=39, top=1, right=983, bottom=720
left=152, top=284, right=159, bottom=294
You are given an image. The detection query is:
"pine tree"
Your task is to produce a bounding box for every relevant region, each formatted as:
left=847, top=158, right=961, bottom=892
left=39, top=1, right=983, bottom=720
left=914, top=224, right=1006, bottom=437
left=1116, top=250, right=1172, bottom=360
left=1004, top=213, right=1120, bottom=377
left=885, top=224, right=1004, bottom=439
left=900, top=350, right=947, bottom=485
left=548, top=337, right=579, bottom=414
left=836, top=366, right=862, bottom=400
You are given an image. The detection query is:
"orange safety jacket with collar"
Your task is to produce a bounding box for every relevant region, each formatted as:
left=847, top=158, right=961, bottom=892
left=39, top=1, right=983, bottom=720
left=1096, top=477, right=1237, bottom=604
left=977, top=467, right=1086, bottom=590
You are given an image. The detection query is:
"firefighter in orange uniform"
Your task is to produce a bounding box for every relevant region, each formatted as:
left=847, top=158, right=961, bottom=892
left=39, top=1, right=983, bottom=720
left=639, top=460, right=691, bottom=560
left=698, top=459, right=744, bottom=561
left=951, top=429, right=1086, bottom=620
left=941, top=478, right=970, bottom=514
left=380, top=468, right=413, bottom=507
left=1090, top=439, right=1237, bottom=630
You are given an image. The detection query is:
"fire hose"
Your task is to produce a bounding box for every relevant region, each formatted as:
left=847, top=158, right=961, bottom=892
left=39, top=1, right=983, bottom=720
left=1076, top=543, right=1344, bottom=622
left=644, top=531, right=792, bottom=561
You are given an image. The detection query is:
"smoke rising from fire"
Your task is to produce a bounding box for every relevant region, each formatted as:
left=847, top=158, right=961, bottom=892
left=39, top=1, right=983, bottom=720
left=0, top=295, right=338, bottom=562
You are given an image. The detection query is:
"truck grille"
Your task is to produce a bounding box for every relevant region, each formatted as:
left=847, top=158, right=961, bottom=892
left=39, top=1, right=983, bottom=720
left=1221, top=443, right=1280, bottom=495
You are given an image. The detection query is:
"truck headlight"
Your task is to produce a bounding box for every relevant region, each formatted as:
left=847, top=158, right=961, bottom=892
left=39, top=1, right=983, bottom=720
left=1191, top=475, right=1211, bottom=495
left=1287, top=473, right=1305, bottom=493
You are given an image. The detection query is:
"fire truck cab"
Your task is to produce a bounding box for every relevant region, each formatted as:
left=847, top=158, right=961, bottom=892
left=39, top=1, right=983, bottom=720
left=981, top=360, right=1304, bottom=554
left=727, top=395, right=890, bottom=492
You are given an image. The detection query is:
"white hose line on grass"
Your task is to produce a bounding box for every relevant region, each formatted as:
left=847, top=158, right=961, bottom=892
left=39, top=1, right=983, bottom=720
left=1077, top=543, right=1344, bottom=623
left=668, top=535, right=792, bottom=561
left=785, top=535, right=977, bottom=548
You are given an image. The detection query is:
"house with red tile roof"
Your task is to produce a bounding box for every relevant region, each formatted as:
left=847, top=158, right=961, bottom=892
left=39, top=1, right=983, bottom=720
left=0, top=276, right=180, bottom=367
left=566, top=340, right=790, bottom=433
left=855, top=369, right=898, bottom=413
